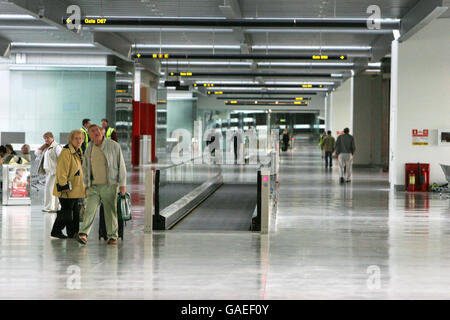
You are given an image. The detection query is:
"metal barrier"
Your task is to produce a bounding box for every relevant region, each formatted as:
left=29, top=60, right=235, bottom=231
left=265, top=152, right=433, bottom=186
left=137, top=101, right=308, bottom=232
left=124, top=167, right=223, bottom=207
left=149, top=159, right=222, bottom=230
left=139, top=135, right=152, bottom=165
left=144, top=168, right=153, bottom=233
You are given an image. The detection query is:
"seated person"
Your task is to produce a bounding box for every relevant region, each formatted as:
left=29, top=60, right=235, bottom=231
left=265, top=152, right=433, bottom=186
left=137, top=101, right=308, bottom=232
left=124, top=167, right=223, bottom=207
left=21, top=144, right=32, bottom=162
left=4, top=144, right=28, bottom=165
left=0, top=145, right=7, bottom=164
left=4, top=144, right=16, bottom=164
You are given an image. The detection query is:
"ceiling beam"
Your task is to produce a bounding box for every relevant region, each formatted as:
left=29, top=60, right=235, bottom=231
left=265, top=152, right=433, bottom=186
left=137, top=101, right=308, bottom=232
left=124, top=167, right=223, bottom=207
left=70, top=16, right=400, bottom=29
left=370, top=33, right=394, bottom=62
left=7, top=0, right=133, bottom=62
left=0, top=36, right=11, bottom=56
left=399, top=0, right=450, bottom=42
left=93, top=32, right=132, bottom=62
left=218, top=0, right=253, bottom=54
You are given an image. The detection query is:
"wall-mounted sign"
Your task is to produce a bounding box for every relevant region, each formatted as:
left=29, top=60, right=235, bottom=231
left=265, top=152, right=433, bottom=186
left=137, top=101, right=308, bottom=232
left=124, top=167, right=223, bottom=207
left=412, top=129, right=429, bottom=146
left=438, top=129, right=450, bottom=146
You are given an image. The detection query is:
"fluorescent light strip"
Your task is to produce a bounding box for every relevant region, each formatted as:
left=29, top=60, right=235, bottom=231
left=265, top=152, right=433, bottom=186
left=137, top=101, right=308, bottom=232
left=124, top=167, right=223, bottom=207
left=161, top=61, right=252, bottom=66
left=0, top=25, right=58, bottom=31
left=231, top=110, right=266, bottom=114
left=133, top=44, right=240, bottom=50
left=244, top=28, right=393, bottom=34
left=134, top=44, right=370, bottom=51
left=252, top=45, right=371, bottom=51
left=265, top=81, right=334, bottom=85
left=90, top=27, right=233, bottom=32
left=0, top=14, right=36, bottom=20
left=258, top=62, right=354, bottom=67
left=209, top=87, right=328, bottom=92
left=365, top=69, right=381, bottom=73
left=12, top=42, right=95, bottom=48
left=266, top=88, right=328, bottom=92
left=196, top=80, right=257, bottom=85
left=368, top=62, right=382, bottom=68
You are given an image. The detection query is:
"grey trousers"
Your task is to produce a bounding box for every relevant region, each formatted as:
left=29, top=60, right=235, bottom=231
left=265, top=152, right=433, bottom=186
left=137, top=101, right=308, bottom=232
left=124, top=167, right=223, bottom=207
left=338, top=153, right=353, bottom=181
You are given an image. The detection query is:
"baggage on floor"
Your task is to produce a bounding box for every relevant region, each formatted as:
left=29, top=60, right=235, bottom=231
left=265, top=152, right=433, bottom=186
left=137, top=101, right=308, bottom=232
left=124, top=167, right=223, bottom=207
left=98, top=205, right=124, bottom=240
left=117, top=192, right=132, bottom=221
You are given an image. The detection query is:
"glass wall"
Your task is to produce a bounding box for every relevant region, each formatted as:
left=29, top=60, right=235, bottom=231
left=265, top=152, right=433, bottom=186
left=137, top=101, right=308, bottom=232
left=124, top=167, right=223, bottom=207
left=115, top=73, right=133, bottom=164
left=9, top=70, right=109, bottom=146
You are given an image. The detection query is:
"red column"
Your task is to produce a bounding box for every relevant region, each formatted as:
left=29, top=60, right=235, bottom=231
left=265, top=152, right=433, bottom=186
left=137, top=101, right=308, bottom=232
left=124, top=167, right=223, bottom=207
left=131, top=101, right=156, bottom=166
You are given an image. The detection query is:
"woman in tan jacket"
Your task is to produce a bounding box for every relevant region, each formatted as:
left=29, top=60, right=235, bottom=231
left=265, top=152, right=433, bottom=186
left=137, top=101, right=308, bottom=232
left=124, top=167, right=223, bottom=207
left=51, top=130, right=85, bottom=239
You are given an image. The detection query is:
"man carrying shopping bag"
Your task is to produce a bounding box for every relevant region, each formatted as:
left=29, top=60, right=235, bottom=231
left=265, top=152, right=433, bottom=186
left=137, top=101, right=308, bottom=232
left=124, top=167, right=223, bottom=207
left=77, top=124, right=127, bottom=245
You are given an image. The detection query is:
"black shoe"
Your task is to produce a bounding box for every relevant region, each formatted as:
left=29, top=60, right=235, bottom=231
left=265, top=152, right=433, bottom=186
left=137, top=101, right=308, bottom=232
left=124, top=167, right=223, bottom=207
left=51, top=232, right=68, bottom=239
left=340, top=177, right=345, bottom=183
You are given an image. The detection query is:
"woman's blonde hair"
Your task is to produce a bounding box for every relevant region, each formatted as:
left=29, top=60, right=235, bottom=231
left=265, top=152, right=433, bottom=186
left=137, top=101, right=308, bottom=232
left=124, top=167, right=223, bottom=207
left=68, top=129, right=84, bottom=145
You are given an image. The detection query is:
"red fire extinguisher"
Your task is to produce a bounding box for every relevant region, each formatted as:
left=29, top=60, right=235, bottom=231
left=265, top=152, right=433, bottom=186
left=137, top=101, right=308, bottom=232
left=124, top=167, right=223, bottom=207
left=407, top=170, right=416, bottom=192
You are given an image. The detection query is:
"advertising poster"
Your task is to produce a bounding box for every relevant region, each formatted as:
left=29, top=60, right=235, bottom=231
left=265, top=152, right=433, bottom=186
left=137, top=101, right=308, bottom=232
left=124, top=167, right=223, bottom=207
left=8, top=166, right=31, bottom=198
left=412, top=129, right=429, bottom=146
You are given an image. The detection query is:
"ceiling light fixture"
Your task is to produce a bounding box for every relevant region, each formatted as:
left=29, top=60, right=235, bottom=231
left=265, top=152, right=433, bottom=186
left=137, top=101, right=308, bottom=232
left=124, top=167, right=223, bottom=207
left=11, top=42, right=96, bottom=48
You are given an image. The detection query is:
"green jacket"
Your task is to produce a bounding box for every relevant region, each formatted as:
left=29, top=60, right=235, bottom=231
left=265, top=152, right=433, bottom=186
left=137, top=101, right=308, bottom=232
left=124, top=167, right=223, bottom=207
left=82, top=138, right=127, bottom=188
left=322, top=136, right=336, bottom=153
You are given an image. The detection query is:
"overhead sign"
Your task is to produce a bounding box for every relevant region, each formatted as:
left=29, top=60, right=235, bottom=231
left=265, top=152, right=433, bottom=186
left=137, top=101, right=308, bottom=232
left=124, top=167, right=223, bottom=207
left=412, top=129, right=429, bottom=146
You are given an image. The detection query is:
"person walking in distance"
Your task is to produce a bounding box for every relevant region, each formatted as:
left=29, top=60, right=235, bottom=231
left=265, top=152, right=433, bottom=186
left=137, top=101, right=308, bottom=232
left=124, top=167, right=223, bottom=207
left=51, top=130, right=85, bottom=239
left=318, top=131, right=327, bottom=159
left=77, top=124, right=127, bottom=245
left=322, top=130, right=335, bottom=169
left=35, top=132, right=63, bottom=212
left=335, top=128, right=356, bottom=183
left=80, top=118, right=91, bottom=154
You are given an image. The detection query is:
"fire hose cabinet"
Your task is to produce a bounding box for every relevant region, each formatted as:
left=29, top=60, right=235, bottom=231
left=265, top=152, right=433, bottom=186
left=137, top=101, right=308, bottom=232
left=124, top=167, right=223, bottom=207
left=405, top=163, right=430, bottom=192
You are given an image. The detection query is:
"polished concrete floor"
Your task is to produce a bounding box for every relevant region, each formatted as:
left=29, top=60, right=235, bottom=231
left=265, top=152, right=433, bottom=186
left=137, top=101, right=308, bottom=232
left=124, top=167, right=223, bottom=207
left=1, top=136, right=450, bottom=299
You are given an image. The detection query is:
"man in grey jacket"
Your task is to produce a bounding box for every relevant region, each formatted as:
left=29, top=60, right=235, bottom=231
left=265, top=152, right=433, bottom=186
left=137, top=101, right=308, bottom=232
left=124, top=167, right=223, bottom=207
left=78, top=124, right=127, bottom=245
left=335, top=127, right=356, bottom=183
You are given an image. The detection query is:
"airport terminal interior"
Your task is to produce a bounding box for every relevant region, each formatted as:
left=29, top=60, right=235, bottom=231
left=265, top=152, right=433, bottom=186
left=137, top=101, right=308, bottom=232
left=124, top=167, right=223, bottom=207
left=0, top=0, right=450, bottom=300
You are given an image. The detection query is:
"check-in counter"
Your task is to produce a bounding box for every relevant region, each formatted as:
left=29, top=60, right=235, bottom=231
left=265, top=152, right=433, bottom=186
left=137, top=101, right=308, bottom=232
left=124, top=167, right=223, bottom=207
left=2, top=165, right=32, bottom=206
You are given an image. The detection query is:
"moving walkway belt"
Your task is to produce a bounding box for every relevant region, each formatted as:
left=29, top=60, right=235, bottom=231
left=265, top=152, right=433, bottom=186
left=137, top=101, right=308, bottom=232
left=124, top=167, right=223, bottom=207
left=172, top=184, right=257, bottom=231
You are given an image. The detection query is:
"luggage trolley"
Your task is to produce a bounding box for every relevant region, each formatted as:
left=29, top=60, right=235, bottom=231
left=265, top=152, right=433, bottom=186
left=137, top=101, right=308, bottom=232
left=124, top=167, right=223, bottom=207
left=439, top=164, right=450, bottom=199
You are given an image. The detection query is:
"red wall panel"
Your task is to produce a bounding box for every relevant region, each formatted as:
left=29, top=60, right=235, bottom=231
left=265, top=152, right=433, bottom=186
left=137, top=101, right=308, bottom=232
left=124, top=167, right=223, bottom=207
left=132, top=101, right=156, bottom=166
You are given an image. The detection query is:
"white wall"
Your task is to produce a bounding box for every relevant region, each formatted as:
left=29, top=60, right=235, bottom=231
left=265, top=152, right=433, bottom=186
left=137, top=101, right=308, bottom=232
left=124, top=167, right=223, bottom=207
left=394, top=18, right=450, bottom=185
left=0, top=58, right=11, bottom=132
left=330, top=78, right=352, bottom=137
